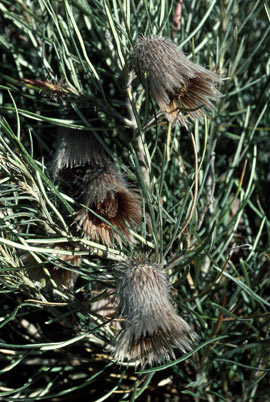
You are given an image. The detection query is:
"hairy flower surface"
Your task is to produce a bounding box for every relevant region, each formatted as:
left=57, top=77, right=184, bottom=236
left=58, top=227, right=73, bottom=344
left=114, top=259, right=198, bottom=366
left=53, top=129, right=141, bottom=246
left=132, top=35, right=221, bottom=126
left=52, top=128, right=106, bottom=178
left=72, top=165, right=141, bottom=246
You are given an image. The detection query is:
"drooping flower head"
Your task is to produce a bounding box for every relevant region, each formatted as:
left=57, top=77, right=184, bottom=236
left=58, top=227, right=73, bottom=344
left=52, top=128, right=106, bottom=177
left=114, top=258, right=198, bottom=366
left=132, top=36, right=221, bottom=126
left=71, top=164, right=141, bottom=246
left=53, top=129, right=141, bottom=246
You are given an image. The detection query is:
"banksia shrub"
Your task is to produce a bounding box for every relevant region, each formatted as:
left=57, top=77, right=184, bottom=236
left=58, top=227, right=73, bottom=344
left=1, top=0, right=269, bottom=400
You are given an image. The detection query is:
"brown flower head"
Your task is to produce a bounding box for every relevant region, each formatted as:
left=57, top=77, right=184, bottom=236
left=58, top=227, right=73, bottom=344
left=53, top=129, right=141, bottom=246
left=132, top=35, right=221, bottom=126
left=114, top=258, right=198, bottom=366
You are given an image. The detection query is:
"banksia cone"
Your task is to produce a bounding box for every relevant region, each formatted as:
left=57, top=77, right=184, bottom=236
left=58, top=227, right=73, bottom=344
left=114, top=258, right=198, bottom=366
left=132, top=35, right=221, bottom=126
left=53, top=129, right=141, bottom=246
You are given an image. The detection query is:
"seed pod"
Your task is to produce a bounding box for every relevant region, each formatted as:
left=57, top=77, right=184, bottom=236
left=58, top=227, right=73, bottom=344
left=132, top=35, right=221, bottom=126
left=114, top=258, right=198, bottom=366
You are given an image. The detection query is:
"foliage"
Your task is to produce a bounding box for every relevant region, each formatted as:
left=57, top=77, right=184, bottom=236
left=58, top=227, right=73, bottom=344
left=0, top=0, right=270, bottom=400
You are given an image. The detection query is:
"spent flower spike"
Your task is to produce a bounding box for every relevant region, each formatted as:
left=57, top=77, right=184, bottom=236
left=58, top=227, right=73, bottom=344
left=53, top=129, right=141, bottom=246
left=114, top=258, right=198, bottom=366
left=132, top=35, right=221, bottom=126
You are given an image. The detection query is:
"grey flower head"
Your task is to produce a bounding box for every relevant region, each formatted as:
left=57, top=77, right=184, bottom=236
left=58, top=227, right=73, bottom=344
left=52, top=128, right=106, bottom=178
left=132, top=35, right=221, bottom=126
left=53, top=129, right=141, bottom=246
left=114, top=258, right=198, bottom=367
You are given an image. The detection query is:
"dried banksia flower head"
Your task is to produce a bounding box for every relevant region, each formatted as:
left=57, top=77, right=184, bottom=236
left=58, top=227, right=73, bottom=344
left=114, top=258, right=198, bottom=366
left=52, top=128, right=106, bottom=177
left=132, top=36, right=221, bottom=126
left=53, top=129, right=141, bottom=246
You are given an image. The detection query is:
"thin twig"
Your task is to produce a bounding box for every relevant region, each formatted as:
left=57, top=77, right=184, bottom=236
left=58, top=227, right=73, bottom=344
left=166, top=121, right=172, bottom=161
left=126, top=71, right=151, bottom=188
left=196, top=151, right=216, bottom=231
left=125, top=71, right=137, bottom=129
left=178, top=131, right=198, bottom=239
left=172, top=0, right=183, bottom=38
